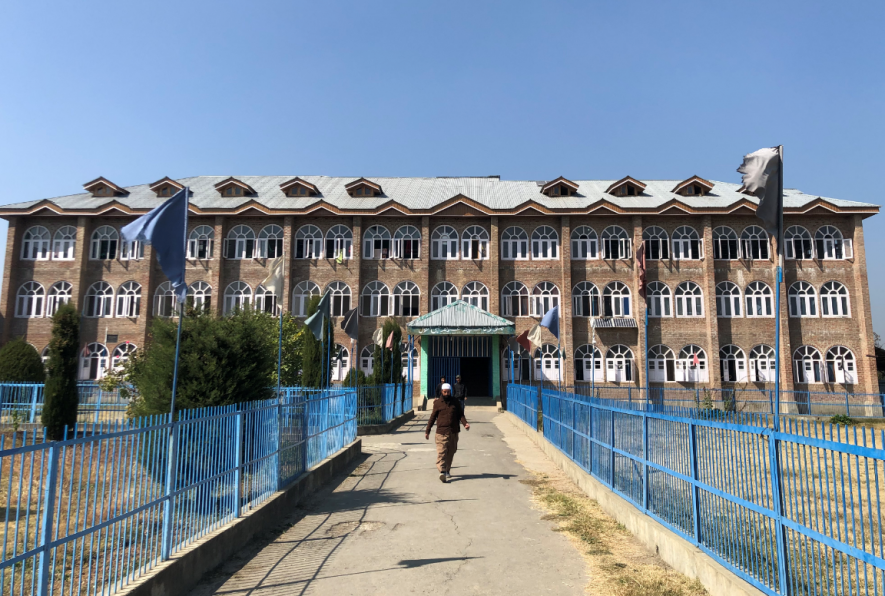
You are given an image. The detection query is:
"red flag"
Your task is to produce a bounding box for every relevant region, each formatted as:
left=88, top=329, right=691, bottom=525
left=637, top=240, right=647, bottom=299
left=516, top=329, right=532, bottom=353
left=385, top=331, right=395, bottom=349
left=692, top=353, right=700, bottom=367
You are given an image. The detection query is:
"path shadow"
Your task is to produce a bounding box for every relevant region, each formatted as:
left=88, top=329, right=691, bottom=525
left=447, top=473, right=516, bottom=482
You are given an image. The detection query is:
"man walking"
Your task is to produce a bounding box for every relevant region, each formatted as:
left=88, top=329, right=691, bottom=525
left=435, top=376, right=446, bottom=398
left=425, top=383, right=469, bottom=483
left=453, top=375, right=467, bottom=410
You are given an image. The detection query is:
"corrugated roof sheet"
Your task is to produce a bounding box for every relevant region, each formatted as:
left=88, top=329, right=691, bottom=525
left=0, top=175, right=876, bottom=213
left=592, top=317, right=638, bottom=328
left=407, top=300, right=515, bottom=335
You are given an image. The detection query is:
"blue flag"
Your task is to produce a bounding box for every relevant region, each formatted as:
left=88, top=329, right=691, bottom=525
left=121, top=188, right=188, bottom=302
left=540, top=305, right=560, bottom=340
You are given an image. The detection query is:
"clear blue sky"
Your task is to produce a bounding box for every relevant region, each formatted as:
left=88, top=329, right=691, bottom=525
left=1, top=1, right=883, bottom=332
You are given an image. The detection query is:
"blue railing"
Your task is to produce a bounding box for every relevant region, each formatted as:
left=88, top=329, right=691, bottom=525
left=0, top=387, right=357, bottom=596
left=0, top=382, right=131, bottom=426
left=355, top=384, right=412, bottom=426
left=509, top=384, right=885, bottom=595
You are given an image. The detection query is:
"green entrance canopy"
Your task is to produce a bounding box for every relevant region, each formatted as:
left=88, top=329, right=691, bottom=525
left=407, top=300, right=515, bottom=336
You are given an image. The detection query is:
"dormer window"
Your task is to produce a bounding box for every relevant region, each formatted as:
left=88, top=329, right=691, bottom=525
left=540, top=177, right=579, bottom=197
left=606, top=176, right=646, bottom=198
left=149, top=177, right=185, bottom=198
left=279, top=177, right=319, bottom=197
left=83, top=177, right=126, bottom=198
left=214, top=177, right=255, bottom=198
left=672, top=176, right=714, bottom=197
left=224, top=187, right=242, bottom=197
left=344, top=178, right=382, bottom=197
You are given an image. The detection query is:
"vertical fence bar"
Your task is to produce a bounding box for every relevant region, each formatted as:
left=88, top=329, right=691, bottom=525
left=36, top=444, right=59, bottom=596
left=767, top=432, right=790, bottom=595
left=642, top=410, right=648, bottom=512
left=688, top=415, right=701, bottom=545
left=29, top=385, right=39, bottom=424
left=161, top=419, right=179, bottom=561
left=234, top=411, right=244, bottom=518
left=536, top=384, right=542, bottom=431
left=609, top=409, right=615, bottom=488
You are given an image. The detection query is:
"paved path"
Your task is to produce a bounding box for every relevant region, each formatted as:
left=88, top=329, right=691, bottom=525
left=189, top=408, right=588, bottom=595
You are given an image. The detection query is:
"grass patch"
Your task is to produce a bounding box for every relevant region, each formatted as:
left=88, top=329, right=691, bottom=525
left=527, top=472, right=707, bottom=596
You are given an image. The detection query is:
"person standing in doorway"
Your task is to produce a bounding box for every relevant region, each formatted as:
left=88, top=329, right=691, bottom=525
left=435, top=376, right=446, bottom=398
left=453, top=375, right=467, bottom=410
left=425, top=383, right=469, bottom=483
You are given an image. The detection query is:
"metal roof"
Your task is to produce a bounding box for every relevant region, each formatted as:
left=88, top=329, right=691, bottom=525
left=0, top=175, right=877, bottom=215
left=407, top=300, right=515, bottom=336
left=591, top=317, right=638, bottom=329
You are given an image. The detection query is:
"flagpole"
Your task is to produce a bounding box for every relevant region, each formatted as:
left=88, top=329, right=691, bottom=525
left=773, top=145, right=784, bottom=432
left=276, top=305, right=283, bottom=399
left=644, top=309, right=649, bottom=410
left=590, top=322, right=596, bottom=397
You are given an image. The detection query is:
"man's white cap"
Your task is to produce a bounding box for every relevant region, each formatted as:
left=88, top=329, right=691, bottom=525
left=441, top=383, right=452, bottom=391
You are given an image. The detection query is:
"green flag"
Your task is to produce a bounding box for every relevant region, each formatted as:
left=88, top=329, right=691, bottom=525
left=305, top=290, right=331, bottom=340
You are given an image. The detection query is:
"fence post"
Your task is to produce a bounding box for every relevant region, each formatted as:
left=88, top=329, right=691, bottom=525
left=276, top=394, right=283, bottom=491
left=767, top=432, right=791, bottom=594
left=609, top=409, right=615, bottom=488
left=160, top=419, right=179, bottom=561
left=30, top=385, right=40, bottom=423
left=234, top=411, right=244, bottom=517
left=687, top=416, right=701, bottom=545
left=536, top=384, right=542, bottom=432
left=642, top=411, right=648, bottom=513
left=94, top=388, right=103, bottom=425
left=36, top=444, right=60, bottom=596
left=845, top=392, right=850, bottom=417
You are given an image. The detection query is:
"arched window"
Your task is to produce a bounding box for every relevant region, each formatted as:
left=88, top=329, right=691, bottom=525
left=115, top=281, right=141, bottom=318
left=646, top=282, right=671, bottom=318
left=52, top=226, right=77, bottom=260
left=715, top=281, right=742, bottom=318
left=257, top=225, right=284, bottom=259
left=574, top=344, right=603, bottom=382
left=712, top=226, right=739, bottom=260
left=224, top=281, right=252, bottom=314
left=225, top=225, right=255, bottom=259
left=401, top=342, right=420, bottom=381
left=21, top=226, right=50, bottom=260
left=572, top=282, right=600, bottom=317
left=363, top=225, right=392, bottom=259
left=325, top=225, right=353, bottom=260
left=291, top=281, right=320, bottom=317
left=431, top=281, right=458, bottom=311
left=531, top=226, right=559, bottom=260
left=84, top=282, right=114, bottom=318
left=749, top=345, right=776, bottom=383
left=788, top=282, right=817, bottom=317
left=331, top=345, right=350, bottom=381
left=187, top=281, right=212, bottom=311
left=393, top=225, right=421, bottom=259
left=820, top=281, right=850, bottom=317
left=431, top=226, right=459, bottom=260
left=571, top=226, right=598, bottom=260
left=648, top=345, right=676, bottom=383
left=112, top=343, right=137, bottom=371
left=533, top=344, right=561, bottom=381
left=815, top=226, right=852, bottom=260
left=503, top=346, right=532, bottom=382
left=675, top=281, right=703, bottom=317
left=119, top=236, right=144, bottom=261
left=740, top=226, right=769, bottom=260
left=15, top=282, right=44, bottom=318
left=188, top=225, right=215, bottom=259
left=463, top=226, right=490, bottom=260
left=255, top=284, right=278, bottom=314
left=462, top=281, right=489, bottom=311
left=154, top=282, right=177, bottom=317
left=720, top=345, right=748, bottom=383
left=502, top=227, right=528, bottom=260
left=793, top=346, right=823, bottom=384
left=603, top=281, right=631, bottom=317
left=826, top=346, right=857, bottom=384
left=90, top=226, right=119, bottom=260
left=46, top=281, right=72, bottom=317
left=642, top=226, right=669, bottom=260
left=601, top=226, right=631, bottom=260
left=677, top=345, right=708, bottom=382
left=80, top=343, right=109, bottom=380
left=672, top=226, right=702, bottom=260
left=606, top=345, right=634, bottom=382
left=531, top=282, right=560, bottom=316
left=326, top=281, right=351, bottom=316
left=745, top=281, right=773, bottom=317
left=393, top=281, right=420, bottom=316
left=501, top=281, right=529, bottom=317
left=294, top=225, right=323, bottom=259
left=361, top=346, right=375, bottom=375
left=785, top=226, right=813, bottom=260
left=361, top=281, right=390, bottom=317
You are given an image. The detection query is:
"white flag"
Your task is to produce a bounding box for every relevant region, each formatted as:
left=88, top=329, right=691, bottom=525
left=737, top=147, right=781, bottom=237
left=527, top=324, right=543, bottom=350
left=372, top=328, right=385, bottom=346
left=261, top=256, right=285, bottom=298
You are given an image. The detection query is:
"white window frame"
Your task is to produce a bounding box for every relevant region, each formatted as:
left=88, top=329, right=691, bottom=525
left=294, top=225, right=323, bottom=260
left=603, top=281, right=631, bottom=317
left=676, top=345, right=708, bottom=383
left=361, top=346, right=375, bottom=375
left=646, top=281, right=671, bottom=318
left=675, top=281, right=704, bottom=318
left=815, top=226, right=853, bottom=260
left=119, top=239, right=144, bottom=261
left=501, top=281, right=530, bottom=317
left=826, top=346, right=857, bottom=384
left=503, top=346, right=532, bottom=382
left=793, top=346, right=823, bottom=384
left=431, top=281, right=458, bottom=311
left=331, top=345, right=350, bottom=382
left=719, top=345, right=748, bottom=383
left=224, top=281, right=253, bottom=314
left=431, top=226, right=459, bottom=260
left=256, top=225, right=284, bottom=259
left=574, top=344, right=603, bottom=383
left=531, top=282, right=560, bottom=317
left=533, top=344, right=561, bottom=381
left=84, top=281, right=114, bottom=318
left=90, top=226, right=119, bottom=261
left=292, top=281, right=320, bottom=317
left=601, top=226, right=631, bottom=260
left=462, top=226, right=490, bottom=260
left=648, top=345, right=676, bottom=383
left=21, top=226, right=50, bottom=261
left=225, top=225, right=255, bottom=260
left=531, top=226, right=559, bottom=260
left=672, top=226, right=703, bottom=261
left=52, top=226, right=77, bottom=261
left=361, top=281, right=390, bottom=317
left=327, top=281, right=352, bottom=317
left=502, top=227, right=529, bottom=261
left=606, top=345, right=634, bottom=383
left=785, top=226, right=814, bottom=260
left=79, top=343, right=109, bottom=380
left=712, top=226, right=740, bottom=260
left=571, top=226, right=599, bottom=260
left=462, top=281, right=489, bottom=311
left=740, top=226, right=769, bottom=261
left=820, top=281, right=850, bottom=317
left=572, top=282, right=600, bottom=317
left=745, top=281, right=774, bottom=318
left=715, top=281, right=742, bottom=318
left=187, top=225, right=215, bottom=260
left=115, top=281, right=142, bottom=318
left=325, top=225, right=353, bottom=260
left=749, top=345, right=776, bottom=383
left=363, top=225, right=392, bottom=260
left=642, top=226, right=670, bottom=260
left=393, top=225, right=421, bottom=260
left=15, top=281, right=45, bottom=318
left=46, top=281, right=72, bottom=317
left=788, top=281, right=818, bottom=318
left=393, top=281, right=421, bottom=317
left=255, top=284, right=278, bottom=315
left=112, top=343, right=137, bottom=371
left=154, top=282, right=177, bottom=317
left=187, top=281, right=212, bottom=311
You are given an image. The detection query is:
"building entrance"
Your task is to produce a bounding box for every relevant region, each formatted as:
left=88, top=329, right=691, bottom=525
left=427, top=336, right=493, bottom=397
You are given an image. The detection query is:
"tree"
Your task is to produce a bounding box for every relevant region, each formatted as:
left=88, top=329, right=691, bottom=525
left=371, top=319, right=402, bottom=385
left=42, top=303, right=80, bottom=440
left=0, top=337, right=45, bottom=383
left=126, top=306, right=277, bottom=417
left=343, top=367, right=367, bottom=387
left=277, top=313, right=306, bottom=387
left=299, top=295, right=334, bottom=389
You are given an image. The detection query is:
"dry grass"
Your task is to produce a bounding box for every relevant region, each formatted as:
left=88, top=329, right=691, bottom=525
left=522, top=472, right=707, bottom=596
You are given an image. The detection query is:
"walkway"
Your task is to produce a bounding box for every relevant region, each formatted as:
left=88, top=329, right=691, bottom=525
left=188, top=408, right=588, bottom=595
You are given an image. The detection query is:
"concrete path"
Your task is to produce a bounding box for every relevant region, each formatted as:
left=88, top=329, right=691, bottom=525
left=188, top=408, right=588, bottom=595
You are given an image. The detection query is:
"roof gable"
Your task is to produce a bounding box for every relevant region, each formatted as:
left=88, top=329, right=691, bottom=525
left=406, top=300, right=515, bottom=335
left=279, top=177, right=319, bottom=197
left=149, top=176, right=184, bottom=197
left=83, top=177, right=126, bottom=197
left=540, top=176, right=580, bottom=197
left=672, top=175, right=714, bottom=196
left=606, top=176, right=647, bottom=197
left=344, top=178, right=382, bottom=197
left=214, top=177, right=255, bottom=197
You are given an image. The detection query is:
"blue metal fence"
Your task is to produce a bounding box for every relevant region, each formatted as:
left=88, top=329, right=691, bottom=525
left=509, top=384, right=885, bottom=596
left=0, top=383, right=131, bottom=426
left=355, top=384, right=412, bottom=426
left=0, top=387, right=357, bottom=596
